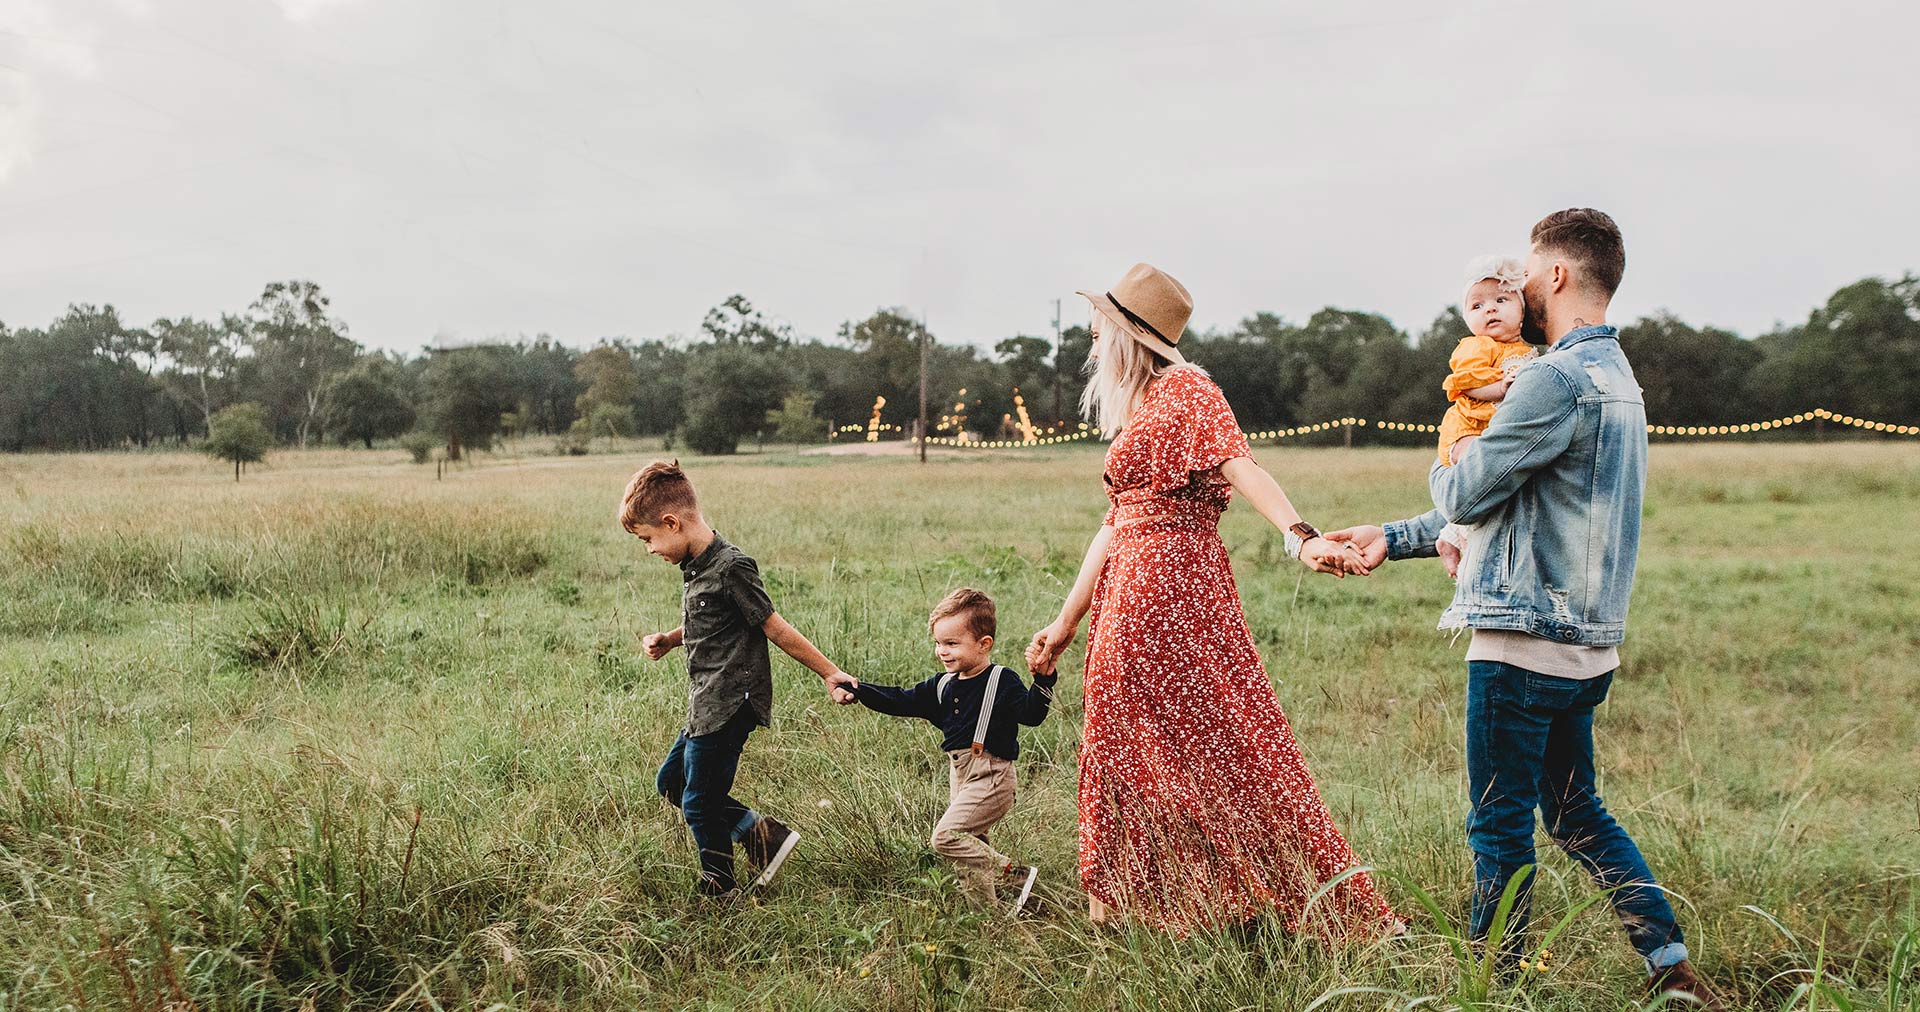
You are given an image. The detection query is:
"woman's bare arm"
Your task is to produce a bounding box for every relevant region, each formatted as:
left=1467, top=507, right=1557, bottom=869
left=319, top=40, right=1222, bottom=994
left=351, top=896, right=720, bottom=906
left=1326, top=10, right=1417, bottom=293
left=1220, top=457, right=1368, bottom=576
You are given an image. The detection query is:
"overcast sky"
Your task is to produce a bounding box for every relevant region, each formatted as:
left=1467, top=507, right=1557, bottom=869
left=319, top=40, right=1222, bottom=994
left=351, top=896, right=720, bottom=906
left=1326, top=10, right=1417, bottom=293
left=3, top=1, right=1915, bottom=353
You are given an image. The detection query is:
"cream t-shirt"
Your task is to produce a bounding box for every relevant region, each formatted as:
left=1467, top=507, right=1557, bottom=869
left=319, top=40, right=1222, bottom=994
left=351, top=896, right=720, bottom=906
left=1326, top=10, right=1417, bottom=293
left=1465, top=629, right=1618, bottom=681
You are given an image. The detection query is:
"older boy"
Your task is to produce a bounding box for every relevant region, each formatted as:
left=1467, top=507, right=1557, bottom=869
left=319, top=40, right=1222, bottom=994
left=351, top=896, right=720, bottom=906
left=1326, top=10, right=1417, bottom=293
left=620, top=460, right=858, bottom=896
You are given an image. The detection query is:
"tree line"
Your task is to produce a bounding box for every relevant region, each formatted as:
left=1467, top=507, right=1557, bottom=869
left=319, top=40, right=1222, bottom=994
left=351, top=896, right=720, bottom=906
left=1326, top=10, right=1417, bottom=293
left=3, top=275, right=1916, bottom=458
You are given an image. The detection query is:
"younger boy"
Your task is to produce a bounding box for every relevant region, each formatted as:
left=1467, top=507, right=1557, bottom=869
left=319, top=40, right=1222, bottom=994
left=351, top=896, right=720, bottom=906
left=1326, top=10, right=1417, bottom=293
left=621, top=460, right=858, bottom=896
left=1437, top=255, right=1538, bottom=557
left=837, top=587, right=1056, bottom=913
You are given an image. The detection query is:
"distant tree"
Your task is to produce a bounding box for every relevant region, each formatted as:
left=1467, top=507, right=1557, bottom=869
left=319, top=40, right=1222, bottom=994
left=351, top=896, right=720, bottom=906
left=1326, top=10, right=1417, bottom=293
left=1186, top=314, right=1300, bottom=429
left=247, top=281, right=357, bottom=447
left=574, top=343, right=641, bottom=429
left=155, top=315, right=244, bottom=438
left=510, top=337, right=583, bottom=434
left=995, top=335, right=1056, bottom=421
left=784, top=340, right=868, bottom=433
left=1292, top=308, right=1412, bottom=429
left=323, top=356, right=417, bottom=448
left=1748, top=275, right=1920, bottom=424
left=766, top=392, right=826, bottom=443
left=0, top=305, right=149, bottom=451
left=422, top=345, right=514, bottom=460
left=204, top=403, right=272, bottom=480
left=1620, top=313, right=1762, bottom=427
left=630, top=339, right=689, bottom=434
left=682, top=344, right=787, bottom=455
left=840, top=308, right=926, bottom=413
left=702, top=295, right=792, bottom=349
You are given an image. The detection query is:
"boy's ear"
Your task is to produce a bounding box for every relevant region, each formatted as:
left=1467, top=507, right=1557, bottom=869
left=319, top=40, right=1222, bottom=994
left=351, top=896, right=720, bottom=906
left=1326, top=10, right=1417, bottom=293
left=979, top=633, right=994, bottom=651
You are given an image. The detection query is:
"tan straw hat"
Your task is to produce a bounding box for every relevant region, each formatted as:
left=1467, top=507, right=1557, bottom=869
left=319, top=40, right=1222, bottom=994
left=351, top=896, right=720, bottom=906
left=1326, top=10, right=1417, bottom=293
left=1076, top=263, right=1191, bottom=366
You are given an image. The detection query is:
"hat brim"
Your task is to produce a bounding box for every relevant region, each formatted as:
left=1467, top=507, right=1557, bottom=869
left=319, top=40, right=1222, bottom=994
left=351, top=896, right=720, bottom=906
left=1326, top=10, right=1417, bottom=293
left=1074, top=290, right=1186, bottom=366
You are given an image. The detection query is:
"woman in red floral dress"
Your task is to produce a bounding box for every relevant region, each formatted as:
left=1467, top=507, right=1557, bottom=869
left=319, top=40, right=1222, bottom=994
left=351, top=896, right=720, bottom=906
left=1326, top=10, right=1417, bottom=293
left=1028, top=264, right=1399, bottom=936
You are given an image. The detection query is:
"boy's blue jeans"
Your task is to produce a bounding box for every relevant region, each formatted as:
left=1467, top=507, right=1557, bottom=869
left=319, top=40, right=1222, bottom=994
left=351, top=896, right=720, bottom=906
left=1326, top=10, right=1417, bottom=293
left=1466, top=661, right=1686, bottom=971
left=656, top=704, right=762, bottom=891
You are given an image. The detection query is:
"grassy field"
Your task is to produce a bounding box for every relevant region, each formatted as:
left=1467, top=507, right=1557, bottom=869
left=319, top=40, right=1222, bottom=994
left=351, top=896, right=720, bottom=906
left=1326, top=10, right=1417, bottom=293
left=2, top=440, right=1917, bottom=1011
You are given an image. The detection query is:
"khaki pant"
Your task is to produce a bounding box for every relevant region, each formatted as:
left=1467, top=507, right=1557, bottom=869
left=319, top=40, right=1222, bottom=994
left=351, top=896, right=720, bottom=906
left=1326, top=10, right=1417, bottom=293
left=931, top=749, right=1016, bottom=903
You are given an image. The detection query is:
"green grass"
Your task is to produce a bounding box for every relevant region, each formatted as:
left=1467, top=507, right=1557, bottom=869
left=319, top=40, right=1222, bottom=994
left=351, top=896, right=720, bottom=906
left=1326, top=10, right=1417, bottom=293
left=1, top=441, right=1916, bottom=1010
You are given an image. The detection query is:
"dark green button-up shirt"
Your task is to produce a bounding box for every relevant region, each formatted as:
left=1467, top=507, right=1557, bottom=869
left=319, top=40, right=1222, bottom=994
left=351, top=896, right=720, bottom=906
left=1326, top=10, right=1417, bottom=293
left=679, top=533, right=776, bottom=737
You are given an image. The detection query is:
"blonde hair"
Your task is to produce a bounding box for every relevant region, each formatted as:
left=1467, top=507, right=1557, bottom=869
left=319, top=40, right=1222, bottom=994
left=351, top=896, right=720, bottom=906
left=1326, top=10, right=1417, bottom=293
left=1462, top=254, right=1526, bottom=306
left=929, top=586, right=996, bottom=640
left=1079, top=309, right=1191, bottom=435
left=617, top=459, right=700, bottom=532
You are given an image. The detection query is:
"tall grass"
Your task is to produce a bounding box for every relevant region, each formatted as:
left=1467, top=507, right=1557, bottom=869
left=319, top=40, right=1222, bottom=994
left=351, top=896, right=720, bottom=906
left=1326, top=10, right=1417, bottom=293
left=1, top=442, right=1916, bottom=1009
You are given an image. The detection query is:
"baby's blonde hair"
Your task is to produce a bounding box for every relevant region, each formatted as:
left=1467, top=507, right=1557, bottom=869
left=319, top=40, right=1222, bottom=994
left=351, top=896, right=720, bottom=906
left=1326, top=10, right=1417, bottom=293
left=1462, top=254, right=1526, bottom=307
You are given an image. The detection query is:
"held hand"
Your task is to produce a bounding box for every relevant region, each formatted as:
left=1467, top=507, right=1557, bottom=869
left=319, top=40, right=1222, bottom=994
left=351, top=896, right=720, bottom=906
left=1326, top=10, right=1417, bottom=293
left=1438, top=539, right=1462, bottom=579
left=641, top=632, right=675, bottom=661
left=1323, top=525, right=1388, bottom=571
left=1300, top=536, right=1368, bottom=577
left=824, top=670, right=860, bottom=705
left=1450, top=434, right=1480, bottom=462
left=1026, top=619, right=1075, bottom=674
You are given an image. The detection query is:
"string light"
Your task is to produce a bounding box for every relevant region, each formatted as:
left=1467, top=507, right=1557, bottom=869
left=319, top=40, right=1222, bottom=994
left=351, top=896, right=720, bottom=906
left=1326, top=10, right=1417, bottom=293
left=881, top=404, right=1920, bottom=450
left=1642, top=408, right=1919, bottom=437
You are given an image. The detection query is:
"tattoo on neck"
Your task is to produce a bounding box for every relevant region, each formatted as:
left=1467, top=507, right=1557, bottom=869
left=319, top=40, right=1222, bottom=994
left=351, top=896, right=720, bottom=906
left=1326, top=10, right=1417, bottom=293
left=1571, top=317, right=1587, bottom=329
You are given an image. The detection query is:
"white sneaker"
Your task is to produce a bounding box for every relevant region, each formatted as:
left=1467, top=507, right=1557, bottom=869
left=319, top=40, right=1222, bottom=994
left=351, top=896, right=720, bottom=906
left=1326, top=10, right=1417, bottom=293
left=1006, top=865, right=1038, bottom=916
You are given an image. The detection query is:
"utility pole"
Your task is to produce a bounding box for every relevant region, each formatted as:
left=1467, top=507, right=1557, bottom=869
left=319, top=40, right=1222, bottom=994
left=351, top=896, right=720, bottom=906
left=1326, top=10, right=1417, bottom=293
left=918, top=312, right=929, bottom=464
left=1051, top=298, right=1063, bottom=428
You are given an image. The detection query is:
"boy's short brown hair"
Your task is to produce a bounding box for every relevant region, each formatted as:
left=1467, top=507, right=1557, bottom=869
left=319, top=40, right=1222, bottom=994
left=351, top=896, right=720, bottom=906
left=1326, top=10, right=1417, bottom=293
left=618, top=459, right=701, bottom=532
left=1530, top=208, right=1626, bottom=298
left=928, top=587, right=995, bottom=640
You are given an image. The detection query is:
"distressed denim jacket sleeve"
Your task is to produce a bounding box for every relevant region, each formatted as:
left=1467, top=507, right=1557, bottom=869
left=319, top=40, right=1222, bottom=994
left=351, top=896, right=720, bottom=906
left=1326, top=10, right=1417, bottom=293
left=1427, top=362, right=1578, bottom=526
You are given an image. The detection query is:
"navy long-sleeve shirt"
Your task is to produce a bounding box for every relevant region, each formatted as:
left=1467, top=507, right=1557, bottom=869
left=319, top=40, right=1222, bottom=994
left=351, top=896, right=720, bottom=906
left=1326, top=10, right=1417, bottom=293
left=853, top=664, right=1056, bottom=761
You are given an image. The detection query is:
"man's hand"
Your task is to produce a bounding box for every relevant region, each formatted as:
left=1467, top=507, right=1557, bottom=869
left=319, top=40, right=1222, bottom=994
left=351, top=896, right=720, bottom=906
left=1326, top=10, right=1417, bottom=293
left=641, top=630, right=679, bottom=660
left=824, top=670, right=859, bottom=705
left=1449, top=434, right=1480, bottom=463
left=1300, top=536, right=1370, bottom=577
left=1323, top=525, right=1388, bottom=570
left=1438, top=539, right=1462, bottom=579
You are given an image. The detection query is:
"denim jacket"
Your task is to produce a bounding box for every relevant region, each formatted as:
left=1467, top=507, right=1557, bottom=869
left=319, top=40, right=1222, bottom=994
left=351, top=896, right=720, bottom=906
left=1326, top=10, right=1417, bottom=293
left=1384, top=326, right=1647, bottom=646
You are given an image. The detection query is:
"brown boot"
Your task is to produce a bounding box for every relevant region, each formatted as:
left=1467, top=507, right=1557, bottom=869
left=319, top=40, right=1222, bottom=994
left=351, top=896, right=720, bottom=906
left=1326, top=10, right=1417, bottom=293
left=1647, top=960, right=1725, bottom=1009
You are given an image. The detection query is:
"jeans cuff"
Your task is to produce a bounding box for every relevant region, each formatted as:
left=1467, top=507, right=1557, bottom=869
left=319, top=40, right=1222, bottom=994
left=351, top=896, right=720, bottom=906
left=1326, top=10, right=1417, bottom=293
left=1643, top=942, right=1688, bottom=973
left=731, top=809, right=761, bottom=842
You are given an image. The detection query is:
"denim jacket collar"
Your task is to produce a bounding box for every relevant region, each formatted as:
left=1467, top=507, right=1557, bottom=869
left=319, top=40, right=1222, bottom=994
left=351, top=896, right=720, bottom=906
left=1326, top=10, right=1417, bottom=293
left=1548, top=324, right=1618, bottom=354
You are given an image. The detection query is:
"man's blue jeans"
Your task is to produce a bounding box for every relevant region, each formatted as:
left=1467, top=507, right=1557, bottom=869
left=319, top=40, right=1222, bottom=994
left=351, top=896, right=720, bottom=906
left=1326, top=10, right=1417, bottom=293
left=657, top=704, right=762, bottom=891
left=1466, top=661, right=1686, bottom=971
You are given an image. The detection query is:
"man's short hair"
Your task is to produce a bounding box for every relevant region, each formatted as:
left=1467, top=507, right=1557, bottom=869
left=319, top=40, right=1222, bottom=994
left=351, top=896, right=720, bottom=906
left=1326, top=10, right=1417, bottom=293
left=618, top=459, right=700, bottom=532
left=928, top=587, right=996, bottom=640
left=1530, top=208, right=1626, bottom=298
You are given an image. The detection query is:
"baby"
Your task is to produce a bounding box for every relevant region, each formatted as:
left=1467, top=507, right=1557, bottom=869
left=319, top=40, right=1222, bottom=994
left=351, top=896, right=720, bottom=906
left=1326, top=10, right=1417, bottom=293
left=1437, top=255, right=1537, bottom=556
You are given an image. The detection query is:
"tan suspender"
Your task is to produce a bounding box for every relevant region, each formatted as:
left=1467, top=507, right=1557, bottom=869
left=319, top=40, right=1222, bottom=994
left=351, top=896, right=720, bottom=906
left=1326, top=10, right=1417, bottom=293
left=939, top=665, right=1006, bottom=757
left=971, top=665, right=1004, bottom=756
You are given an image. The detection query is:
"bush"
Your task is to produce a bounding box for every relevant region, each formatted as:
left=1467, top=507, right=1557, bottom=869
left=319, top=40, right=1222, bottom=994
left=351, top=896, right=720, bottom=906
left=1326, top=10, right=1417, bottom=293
left=401, top=432, right=437, bottom=464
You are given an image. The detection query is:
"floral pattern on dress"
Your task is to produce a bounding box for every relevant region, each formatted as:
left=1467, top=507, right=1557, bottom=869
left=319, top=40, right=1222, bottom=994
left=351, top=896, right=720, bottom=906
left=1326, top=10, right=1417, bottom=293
left=1080, top=366, right=1399, bottom=936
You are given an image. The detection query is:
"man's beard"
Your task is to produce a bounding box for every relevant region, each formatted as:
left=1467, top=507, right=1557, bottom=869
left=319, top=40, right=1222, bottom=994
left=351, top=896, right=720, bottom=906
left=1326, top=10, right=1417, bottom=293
left=1520, top=294, right=1550, bottom=346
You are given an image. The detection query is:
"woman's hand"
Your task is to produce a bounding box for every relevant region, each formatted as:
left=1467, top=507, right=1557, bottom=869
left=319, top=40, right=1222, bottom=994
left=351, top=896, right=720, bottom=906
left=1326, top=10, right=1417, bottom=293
left=1026, top=618, right=1077, bottom=674
left=1301, top=536, right=1370, bottom=577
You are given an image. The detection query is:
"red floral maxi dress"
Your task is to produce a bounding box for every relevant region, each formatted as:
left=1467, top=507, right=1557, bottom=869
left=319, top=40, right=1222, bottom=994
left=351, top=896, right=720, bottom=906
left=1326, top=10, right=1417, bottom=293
left=1079, top=367, right=1398, bottom=936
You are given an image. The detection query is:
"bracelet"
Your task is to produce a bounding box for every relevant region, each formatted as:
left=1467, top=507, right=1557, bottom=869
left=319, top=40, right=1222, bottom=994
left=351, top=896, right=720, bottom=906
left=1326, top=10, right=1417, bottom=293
left=1283, top=530, right=1304, bottom=559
